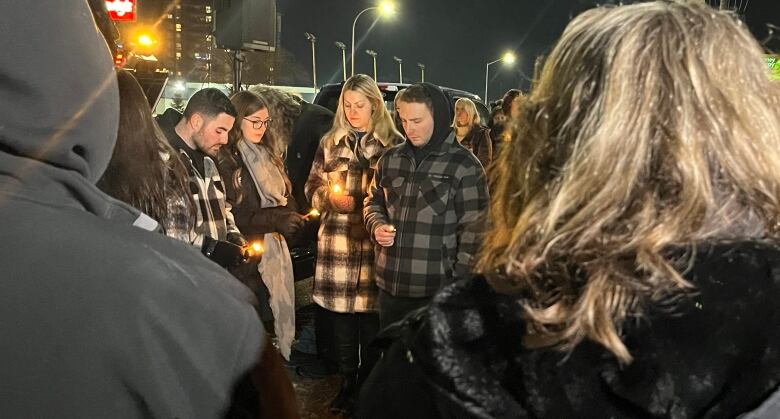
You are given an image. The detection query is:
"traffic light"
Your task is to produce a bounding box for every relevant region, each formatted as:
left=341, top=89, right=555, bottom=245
left=114, top=46, right=126, bottom=67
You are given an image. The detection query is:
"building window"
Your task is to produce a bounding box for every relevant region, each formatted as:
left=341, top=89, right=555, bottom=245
left=176, top=52, right=182, bottom=58
left=205, top=6, right=211, bottom=13
left=205, top=15, right=212, bottom=23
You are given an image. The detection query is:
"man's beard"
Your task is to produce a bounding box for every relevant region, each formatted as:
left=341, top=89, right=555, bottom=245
left=192, top=128, right=218, bottom=157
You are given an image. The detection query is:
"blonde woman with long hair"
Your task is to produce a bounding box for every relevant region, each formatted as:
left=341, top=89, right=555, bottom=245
left=452, top=97, right=492, bottom=168
left=358, top=2, right=780, bottom=418
left=305, top=74, right=402, bottom=415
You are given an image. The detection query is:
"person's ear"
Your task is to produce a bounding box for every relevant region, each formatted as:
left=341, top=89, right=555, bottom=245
left=190, top=113, right=203, bottom=131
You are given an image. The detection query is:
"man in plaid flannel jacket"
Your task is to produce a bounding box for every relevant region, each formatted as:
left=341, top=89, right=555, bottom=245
left=157, top=88, right=247, bottom=268
left=364, top=83, right=489, bottom=328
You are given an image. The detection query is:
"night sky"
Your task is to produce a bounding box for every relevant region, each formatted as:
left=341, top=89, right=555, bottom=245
left=278, top=0, right=779, bottom=102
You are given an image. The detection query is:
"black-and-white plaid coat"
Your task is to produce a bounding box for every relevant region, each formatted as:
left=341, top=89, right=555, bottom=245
left=178, top=149, right=241, bottom=248
left=306, top=131, right=400, bottom=312
left=364, top=133, right=489, bottom=298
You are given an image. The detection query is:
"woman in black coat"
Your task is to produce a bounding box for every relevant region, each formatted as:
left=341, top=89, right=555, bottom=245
left=358, top=2, right=780, bottom=418
left=219, top=91, right=305, bottom=344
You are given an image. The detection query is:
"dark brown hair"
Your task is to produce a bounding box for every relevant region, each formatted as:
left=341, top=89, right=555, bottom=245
left=97, top=69, right=193, bottom=229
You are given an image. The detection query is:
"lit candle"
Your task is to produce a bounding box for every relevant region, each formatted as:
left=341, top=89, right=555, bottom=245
left=245, top=241, right=264, bottom=258
left=304, top=209, right=320, bottom=220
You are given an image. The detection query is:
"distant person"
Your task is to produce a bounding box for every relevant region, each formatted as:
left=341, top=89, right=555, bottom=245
left=304, top=74, right=403, bottom=415
left=0, top=2, right=266, bottom=417
left=97, top=69, right=194, bottom=242
left=453, top=97, right=492, bottom=168
left=487, top=104, right=506, bottom=147
left=220, top=90, right=304, bottom=360
left=359, top=2, right=780, bottom=417
left=157, top=88, right=249, bottom=268
left=364, top=83, right=489, bottom=329
left=501, top=88, right=524, bottom=120
left=490, top=88, right=524, bottom=152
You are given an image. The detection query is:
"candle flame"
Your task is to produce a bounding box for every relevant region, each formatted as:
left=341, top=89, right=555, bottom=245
left=245, top=241, right=264, bottom=257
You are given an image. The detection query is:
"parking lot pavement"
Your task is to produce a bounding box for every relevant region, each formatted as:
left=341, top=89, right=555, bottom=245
left=291, top=278, right=342, bottom=418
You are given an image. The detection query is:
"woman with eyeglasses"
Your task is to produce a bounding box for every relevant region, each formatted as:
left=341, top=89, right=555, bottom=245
left=219, top=90, right=304, bottom=359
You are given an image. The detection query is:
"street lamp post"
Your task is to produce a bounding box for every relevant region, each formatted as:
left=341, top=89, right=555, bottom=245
left=305, top=32, right=317, bottom=90
left=351, top=2, right=396, bottom=76
left=417, top=63, right=425, bottom=82
left=335, top=41, right=347, bottom=81
left=484, top=52, right=516, bottom=105
left=393, top=56, right=403, bottom=83
left=366, top=49, right=378, bottom=80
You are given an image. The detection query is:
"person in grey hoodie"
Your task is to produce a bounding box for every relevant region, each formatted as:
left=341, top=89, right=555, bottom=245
left=0, top=2, right=270, bottom=417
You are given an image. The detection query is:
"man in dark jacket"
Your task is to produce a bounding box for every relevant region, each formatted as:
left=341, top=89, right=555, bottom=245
left=288, top=98, right=335, bottom=212
left=364, top=83, right=489, bottom=329
left=157, top=89, right=248, bottom=268
left=0, top=3, right=264, bottom=416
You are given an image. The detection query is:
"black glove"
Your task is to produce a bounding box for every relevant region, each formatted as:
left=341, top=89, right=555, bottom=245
left=202, top=236, right=246, bottom=268
left=275, top=211, right=305, bottom=243
left=226, top=232, right=248, bottom=247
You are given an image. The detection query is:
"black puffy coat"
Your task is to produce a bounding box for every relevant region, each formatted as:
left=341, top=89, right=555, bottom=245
left=358, top=240, right=780, bottom=418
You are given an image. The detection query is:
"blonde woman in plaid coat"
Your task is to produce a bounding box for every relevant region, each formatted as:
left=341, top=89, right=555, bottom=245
left=305, top=74, right=402, bottom=415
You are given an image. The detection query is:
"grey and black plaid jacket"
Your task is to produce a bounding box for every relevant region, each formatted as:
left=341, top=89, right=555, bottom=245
left=364, top=132, right=489, bottom=298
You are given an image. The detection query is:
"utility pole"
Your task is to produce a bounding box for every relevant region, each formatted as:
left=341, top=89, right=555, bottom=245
left=335, top=41, right=347, bottom=81
left=366, top=49, right=378, bottom=80
left=393, top=56, right=403, bottom=83
left=305, top=32, right=317, bottom=90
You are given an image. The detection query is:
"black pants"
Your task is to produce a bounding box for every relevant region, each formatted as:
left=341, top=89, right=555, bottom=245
left=318, top=307, right=380, bottom=379
left=378, top=289, right=432, bottom=330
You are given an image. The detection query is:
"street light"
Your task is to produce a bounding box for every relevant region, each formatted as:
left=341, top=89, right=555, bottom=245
left=366, top=49, right=378, bottom=80
left=138, top=34, right=154, bottom=46
left=417, top=63, right=425, bottom=82
left=393, top=56, right=403, bottom=83
left=305, top=32, right=317, bottom=90
left=484, top=51, right=516, bottom=105
left=335, top=41, right=347, bottom=81
left=351, top=2, right=396, bottom=76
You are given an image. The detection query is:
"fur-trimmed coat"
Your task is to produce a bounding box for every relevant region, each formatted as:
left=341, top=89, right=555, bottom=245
left=358, top=240, right=780, bottom=418
left=305, top=130, right=400, bottom=313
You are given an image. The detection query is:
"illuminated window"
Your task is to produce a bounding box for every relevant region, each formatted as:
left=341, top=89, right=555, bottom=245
left=205, top=6, right=211, bottom=13
left=205, top=16, right=212, bottom=22
left=176, top=52, right=182, bottom=58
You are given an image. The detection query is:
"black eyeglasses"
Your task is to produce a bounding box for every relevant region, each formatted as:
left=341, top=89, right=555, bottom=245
left=243, top=117, right=273, bottom=129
